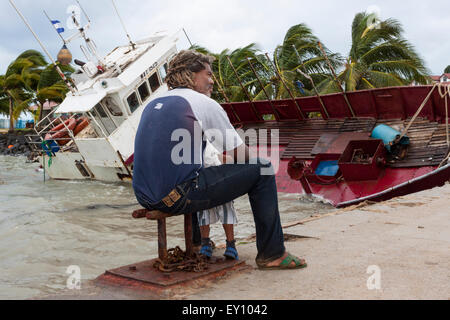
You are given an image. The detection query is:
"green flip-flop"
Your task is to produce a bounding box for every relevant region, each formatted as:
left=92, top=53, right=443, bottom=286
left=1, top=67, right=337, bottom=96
left=257, top=253, right=307, bottom=270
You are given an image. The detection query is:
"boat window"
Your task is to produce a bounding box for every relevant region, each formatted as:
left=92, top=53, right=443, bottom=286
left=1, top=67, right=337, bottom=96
left=149, top=72, right=161, bottom=92
left=94, top=103, right=108, bottom=118
left=159, top=64, right=168, bottom=82
left=92, top=103, right=115, bottom=135
left=127, top=92, right=140, bottom=113
left=138, top=82, right=150, bottom=102
left=103, top=97, right=123, bottom=116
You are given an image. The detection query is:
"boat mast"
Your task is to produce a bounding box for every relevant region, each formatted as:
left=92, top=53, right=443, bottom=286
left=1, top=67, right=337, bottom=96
left=64, top=1, right=104, bottom=67
left=110, top=0, right=136, bottom=50
left=43, top=10, right=66, bottom=45
left=8, top=0, right=77, bottom=94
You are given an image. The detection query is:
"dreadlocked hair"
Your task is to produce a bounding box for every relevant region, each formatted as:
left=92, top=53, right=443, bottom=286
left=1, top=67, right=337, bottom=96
left=166, top=50, right=215, bottom=90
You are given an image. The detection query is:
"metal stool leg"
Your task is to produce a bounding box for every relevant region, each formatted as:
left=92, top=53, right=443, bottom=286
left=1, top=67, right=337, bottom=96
left=184, top=213, right=194, bottom=257
left=157, top=218, right=167, bottom=260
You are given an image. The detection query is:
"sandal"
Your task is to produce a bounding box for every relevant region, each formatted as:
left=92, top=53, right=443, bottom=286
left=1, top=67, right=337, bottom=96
left=257, top=252, right=307, bottom=270
left=224, top=246, right=239, bottom=260
left=199, top=238, right=213, bottom=258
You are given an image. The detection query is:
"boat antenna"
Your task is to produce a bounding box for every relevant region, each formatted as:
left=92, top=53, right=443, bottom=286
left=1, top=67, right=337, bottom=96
left=62, top=1, right=104, bottom=67
left=76, top=0, right=91, bottom=24
left=110, top=0, right=136, bottom=50
left=8, top=0, right=77, bottom=94
left=183, top=28, right=193, bottom=47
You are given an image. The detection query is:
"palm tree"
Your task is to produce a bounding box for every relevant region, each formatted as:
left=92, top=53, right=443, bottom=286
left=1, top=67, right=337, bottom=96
left=318, top=12, right=430, bottom=93
left=17, top=62, right=74, bottom=122
left=0, top=50, right=46, bottom=132
left=0, top=76, right=9, bottom=116
left=269, top=24, right=342, bottom=99
left=192, top=43, right=267, bottom=103
left=1, top=49, right=74, bottom=131
left=193, top=24, right=341, bottom=103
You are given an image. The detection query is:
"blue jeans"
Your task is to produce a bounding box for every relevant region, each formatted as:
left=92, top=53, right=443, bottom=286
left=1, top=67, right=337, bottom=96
left=137, top=159, right=286, bottom=262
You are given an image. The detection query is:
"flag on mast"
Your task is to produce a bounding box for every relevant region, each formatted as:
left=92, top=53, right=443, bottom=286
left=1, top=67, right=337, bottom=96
left=51, top=20, right=64, bottom=33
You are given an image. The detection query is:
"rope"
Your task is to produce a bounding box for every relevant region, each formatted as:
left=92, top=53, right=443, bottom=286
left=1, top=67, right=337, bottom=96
left=398, top=83, right=438, bottom=142
left=437, top=83, right=450, bottom=167
left=438, top=84, right=450, bottom=147
left=41, top=140, right=53, bottom=168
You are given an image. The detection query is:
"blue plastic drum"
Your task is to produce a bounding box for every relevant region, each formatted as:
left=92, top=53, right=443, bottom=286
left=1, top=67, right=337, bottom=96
left=371, top=124, right=409, bottom=152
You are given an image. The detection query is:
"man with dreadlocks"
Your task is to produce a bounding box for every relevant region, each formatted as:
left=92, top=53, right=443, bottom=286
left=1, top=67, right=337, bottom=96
left=133, top=50, right=307, bottom=270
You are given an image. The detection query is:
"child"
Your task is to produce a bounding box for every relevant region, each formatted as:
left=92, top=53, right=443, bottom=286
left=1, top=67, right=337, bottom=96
left=197, top=141, right=239, bottom=260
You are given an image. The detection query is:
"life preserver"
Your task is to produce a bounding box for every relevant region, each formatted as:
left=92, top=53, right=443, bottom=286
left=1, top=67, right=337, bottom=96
left=45, top=118, right=77, bottom=145
left=73, top=117, right=90, bottom=136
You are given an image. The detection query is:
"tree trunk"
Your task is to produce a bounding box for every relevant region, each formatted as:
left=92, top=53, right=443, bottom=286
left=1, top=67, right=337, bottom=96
left=8, top=96, right=14, bottom=133
left=37, top=100, right=43, bottom=123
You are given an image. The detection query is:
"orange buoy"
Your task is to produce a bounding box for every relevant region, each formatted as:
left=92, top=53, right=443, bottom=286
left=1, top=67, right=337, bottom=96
left=57, top=45, right=73, bottom=65
left=44, top=118, right=77, bottom=146
left=73, top=117, right=90, bottom=136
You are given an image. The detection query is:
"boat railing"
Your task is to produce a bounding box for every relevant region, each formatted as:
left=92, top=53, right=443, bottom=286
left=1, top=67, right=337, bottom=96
left=25, top=111, right=79, bottom=155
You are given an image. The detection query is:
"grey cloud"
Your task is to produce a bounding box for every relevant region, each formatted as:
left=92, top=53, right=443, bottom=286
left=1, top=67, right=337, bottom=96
left=1, top=0, right=449, bottom=75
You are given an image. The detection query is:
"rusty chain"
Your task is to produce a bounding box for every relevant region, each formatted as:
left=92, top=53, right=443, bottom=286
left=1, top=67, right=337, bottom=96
left=153, top=246, right=210, bottom=273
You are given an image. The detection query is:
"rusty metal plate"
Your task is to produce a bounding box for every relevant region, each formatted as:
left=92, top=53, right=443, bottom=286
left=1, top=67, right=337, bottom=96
left=102, top=257, right=246, bottom=287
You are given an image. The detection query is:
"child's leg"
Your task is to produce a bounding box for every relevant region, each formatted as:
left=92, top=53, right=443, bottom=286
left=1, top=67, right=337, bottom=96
left=222, top=224, right=235, bottom=242
left=220, top=202, right=239, bottom=260
left=200, top=225, right=211, bottom=239
left=197, top=210, right=217, bottom=258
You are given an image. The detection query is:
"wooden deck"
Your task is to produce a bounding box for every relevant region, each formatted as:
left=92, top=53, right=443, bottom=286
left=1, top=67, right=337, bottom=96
left=244, top=117, right=449, bottom=168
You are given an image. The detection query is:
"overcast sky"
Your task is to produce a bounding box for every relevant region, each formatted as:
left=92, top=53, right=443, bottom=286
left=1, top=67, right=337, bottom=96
left=1, top=0, right=449, bottom=76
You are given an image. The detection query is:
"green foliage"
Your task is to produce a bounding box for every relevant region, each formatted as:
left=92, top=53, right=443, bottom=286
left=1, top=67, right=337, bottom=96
left=192, top=24, right=338, bottom=103
left=271, top=23, right=342, bottom=99
left=445, top=65, right=450, bottom=74
left=192, top=43, right=267, bottom=102
left=191, top=15, right=430, bottom=102
left=0, top=75, right=9, bottom=116
left=318, top=12, right=430, bottom=93
left=0, top=49, right=74, bottom=130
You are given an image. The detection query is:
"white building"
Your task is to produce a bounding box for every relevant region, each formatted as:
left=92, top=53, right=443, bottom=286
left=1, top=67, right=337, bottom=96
left=431, top=73, right=450, bottom=83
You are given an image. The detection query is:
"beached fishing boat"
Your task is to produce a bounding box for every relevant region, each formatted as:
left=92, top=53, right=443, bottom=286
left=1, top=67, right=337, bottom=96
left=221, top=83, right=450, bottom=207
left=19, top=3, right=450, bottom=208
left=20, top=3, right=179, bottom=182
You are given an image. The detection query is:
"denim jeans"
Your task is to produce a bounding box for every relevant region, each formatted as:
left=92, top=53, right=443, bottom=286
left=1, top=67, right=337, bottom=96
left=137, top=158, right=286, bottom=262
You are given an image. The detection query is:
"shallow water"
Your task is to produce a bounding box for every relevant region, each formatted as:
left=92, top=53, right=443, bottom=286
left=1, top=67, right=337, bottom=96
left=0, top=156, right=334, bottom=299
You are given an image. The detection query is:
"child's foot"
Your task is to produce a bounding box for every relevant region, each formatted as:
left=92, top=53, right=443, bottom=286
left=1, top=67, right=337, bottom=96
left=223, top=240, right=239, bottom=260
left=199, top=238, right=213, bottom=258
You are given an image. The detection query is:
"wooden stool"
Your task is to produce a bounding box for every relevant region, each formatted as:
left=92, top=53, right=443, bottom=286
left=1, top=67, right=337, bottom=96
left=132, top=209, right=194, bottom=260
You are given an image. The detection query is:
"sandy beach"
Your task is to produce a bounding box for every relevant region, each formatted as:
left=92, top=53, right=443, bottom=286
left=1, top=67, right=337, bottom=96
left=43, top=182, right=450, bottom=300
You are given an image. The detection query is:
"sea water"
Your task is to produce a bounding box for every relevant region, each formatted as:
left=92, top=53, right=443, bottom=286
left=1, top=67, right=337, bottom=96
left=0, top=156, right=334, bottom=299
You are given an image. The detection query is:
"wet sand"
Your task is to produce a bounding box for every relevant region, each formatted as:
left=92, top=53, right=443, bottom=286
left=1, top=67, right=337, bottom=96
left=44, top=182, right=450, bottom=300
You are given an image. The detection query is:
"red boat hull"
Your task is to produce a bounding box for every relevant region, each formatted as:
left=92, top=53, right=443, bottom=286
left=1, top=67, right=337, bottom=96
left=230, top=85, right=450, bottom=207
left=275, top=159, right=450, bottom=207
